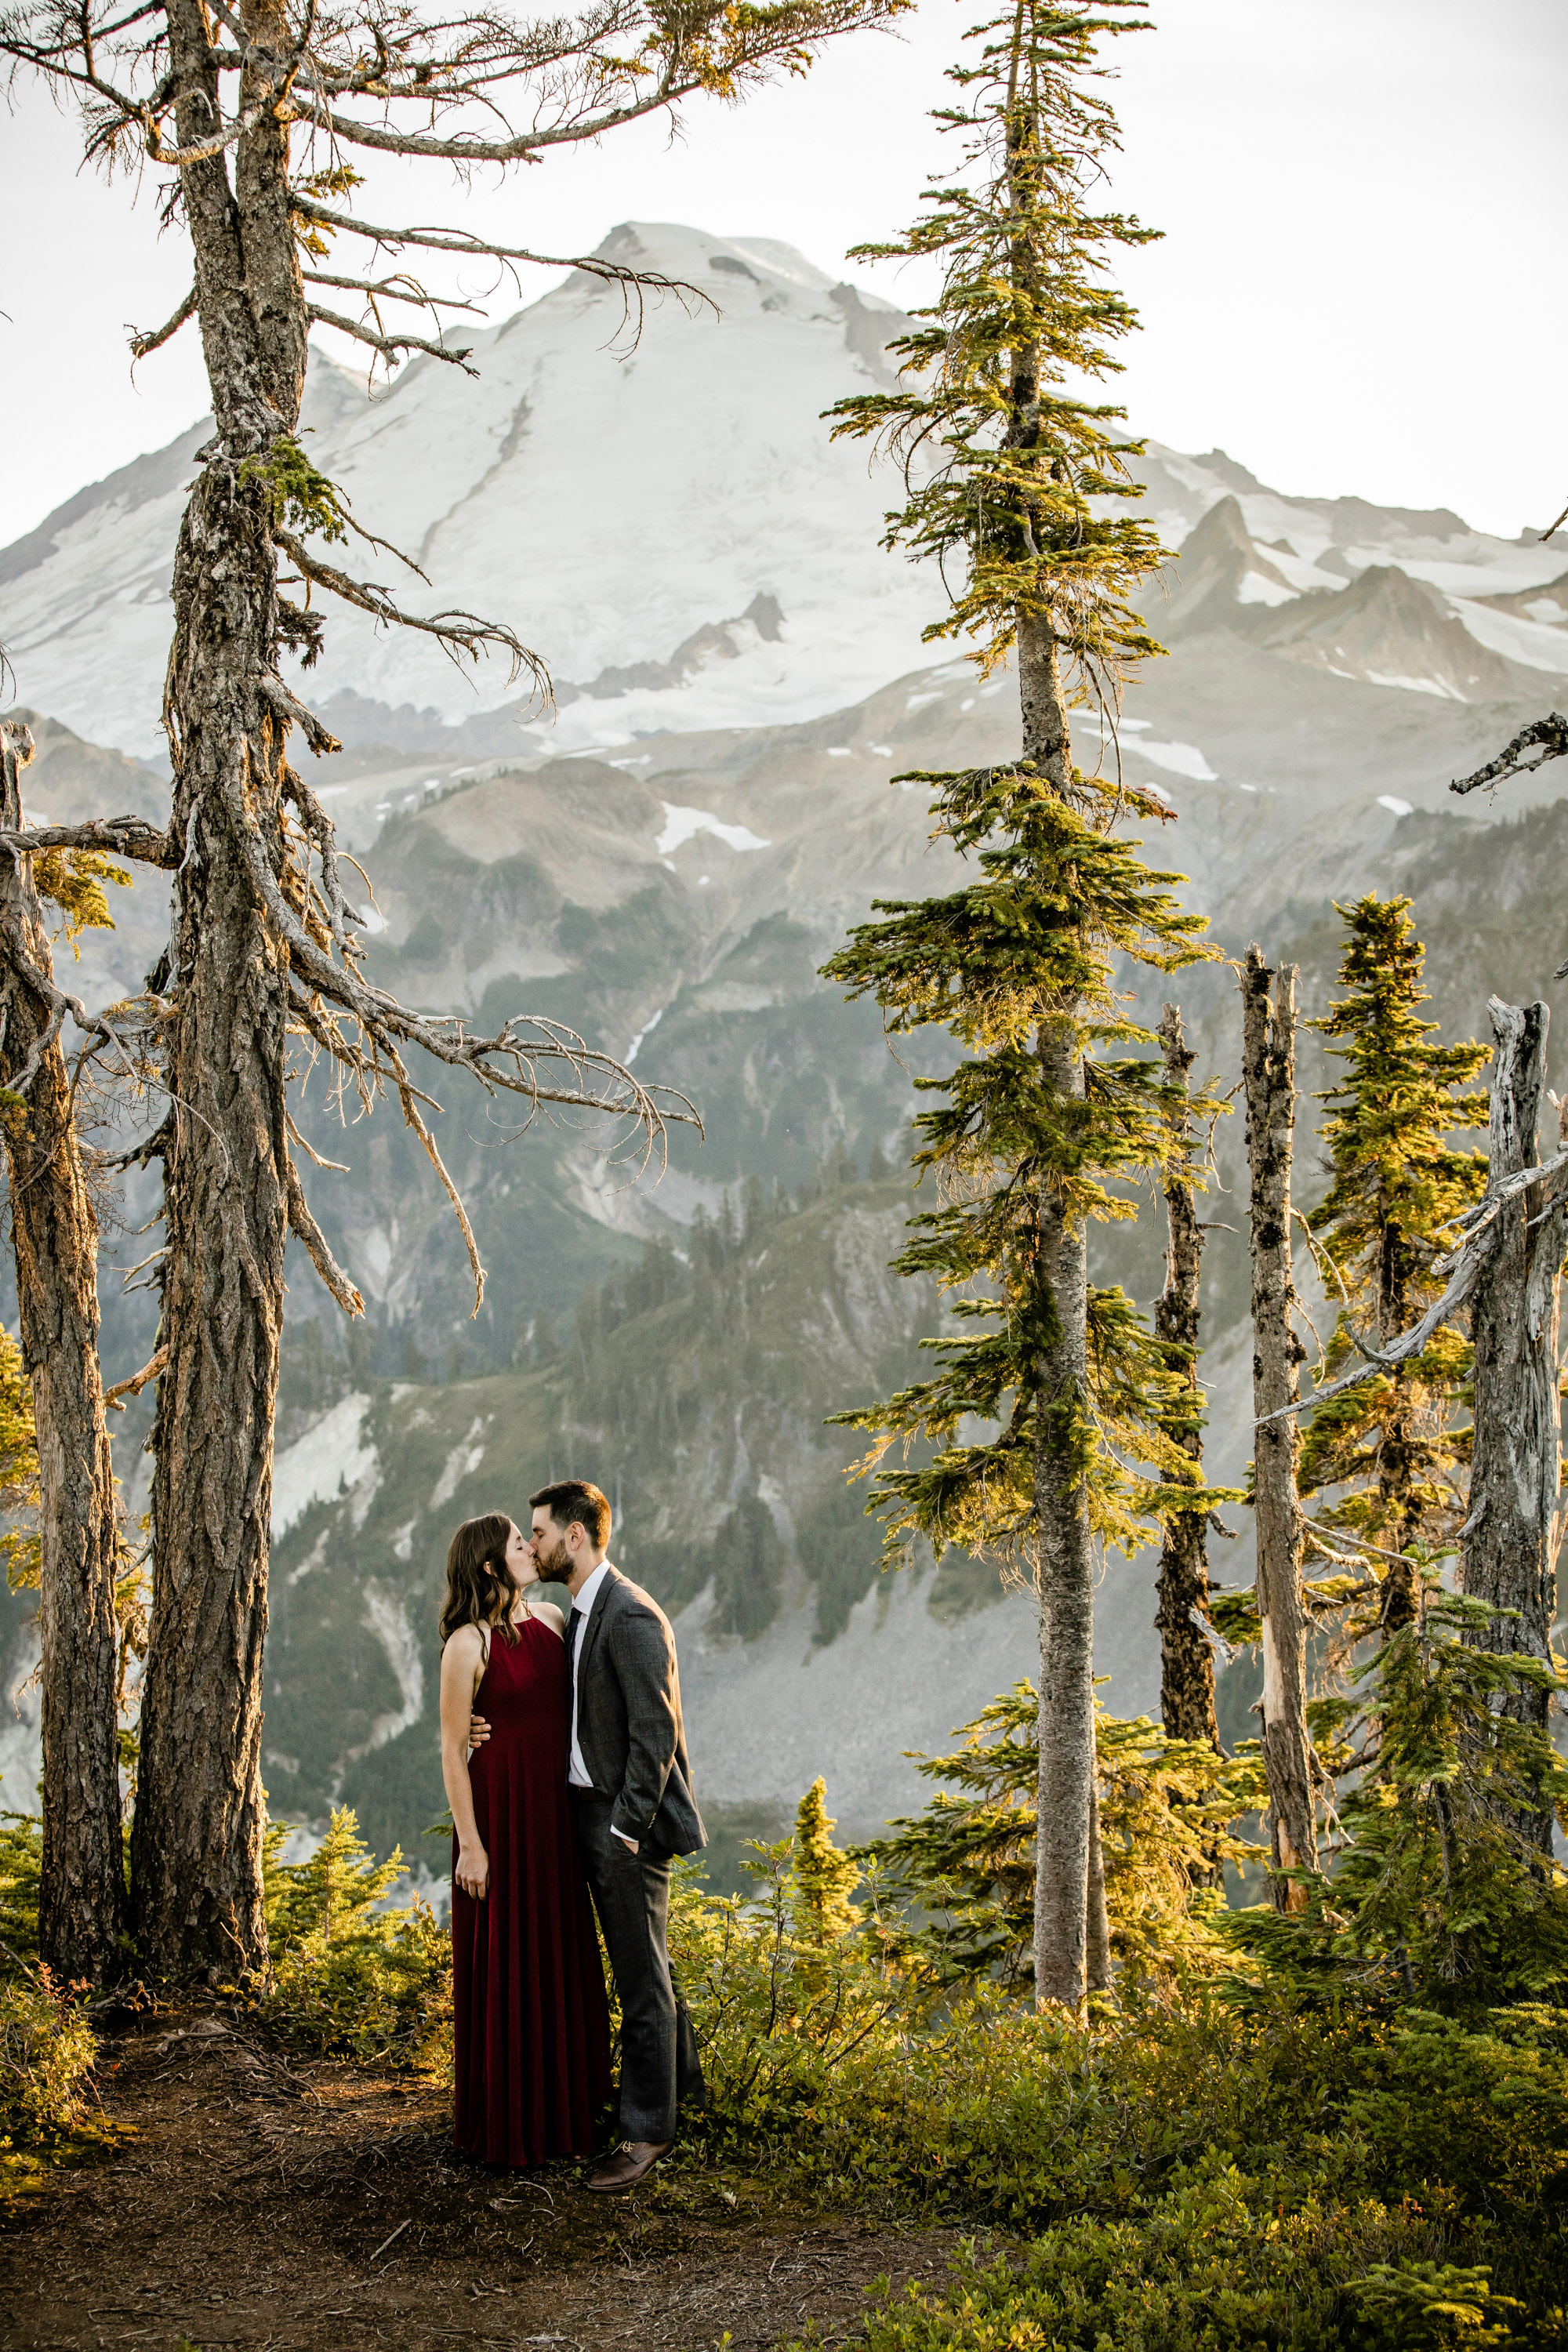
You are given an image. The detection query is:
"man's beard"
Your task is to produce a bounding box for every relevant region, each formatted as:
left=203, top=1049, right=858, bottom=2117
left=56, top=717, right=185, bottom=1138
left=537, top=1532, right=571, bottom=1577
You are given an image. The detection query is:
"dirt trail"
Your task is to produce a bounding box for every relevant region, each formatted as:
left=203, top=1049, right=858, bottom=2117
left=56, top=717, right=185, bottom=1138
left=2, top=2009, right=967, bottom=2352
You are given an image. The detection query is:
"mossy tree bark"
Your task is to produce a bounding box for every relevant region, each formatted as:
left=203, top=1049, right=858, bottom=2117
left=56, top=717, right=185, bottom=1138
left=128, top=0, right=306, bottom=1980
left=0, top=724, right=124, bottom=1983
left=1241, top=946, right=1318, bottom=1911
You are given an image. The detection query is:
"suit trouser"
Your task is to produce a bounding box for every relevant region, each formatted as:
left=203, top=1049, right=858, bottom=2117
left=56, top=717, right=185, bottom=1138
left=572, top=1792, right=704, bottom=2143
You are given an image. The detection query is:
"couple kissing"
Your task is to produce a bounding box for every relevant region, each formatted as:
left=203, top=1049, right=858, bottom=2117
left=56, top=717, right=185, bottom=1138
left=437, top=1481, right=705, bottom=2190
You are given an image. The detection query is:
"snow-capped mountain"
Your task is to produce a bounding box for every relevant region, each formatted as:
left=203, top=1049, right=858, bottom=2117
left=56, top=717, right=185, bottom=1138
left=3, top=222, right=1565, bottom=766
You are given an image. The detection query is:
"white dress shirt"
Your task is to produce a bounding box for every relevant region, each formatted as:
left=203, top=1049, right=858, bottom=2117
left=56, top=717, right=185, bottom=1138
left=568, top=1560, right=613, bottom=1788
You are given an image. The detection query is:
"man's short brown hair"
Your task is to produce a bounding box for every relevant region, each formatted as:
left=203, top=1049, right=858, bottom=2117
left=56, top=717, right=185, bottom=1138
left=529, top=1479, right=612, bottom=1552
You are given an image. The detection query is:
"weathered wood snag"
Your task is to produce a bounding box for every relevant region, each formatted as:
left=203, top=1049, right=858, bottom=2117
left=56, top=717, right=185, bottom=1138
left=0, top=722, right=124, bottom=1980
left=1463, top=996, right=1564, bottom=1851
left=1241, top=946, right=1317, bottom=1910
left=1152, top=1002, right=1221, bottom=1754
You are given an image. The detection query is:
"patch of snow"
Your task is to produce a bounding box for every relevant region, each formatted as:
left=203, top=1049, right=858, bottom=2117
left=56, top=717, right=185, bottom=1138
left=361, top=1586, right=426, bottom=1749
left=869, top=743, right=892, bottom=756
left=1377, top=794, right=1414, bottom=816
left=1449, top=597, right=1568, bottom=677
left=1523, top=597, right=1568, bottom=625
left=430, top=1416, right=489, bottom=1511
left=1365, top=672, right=1459, bottom=699
left=827, top=746, right=853, bottom=757
left=272, top=1392, right=377, bottom=1538
left=391, top=1519, right=417, bottom=1563
left=286, top=1530, right=330, bottom=1588
left=1129, top=739, right=1218, bottom=781
left=1237, top=570, right=1297, bottom=608
left=626, top=1005, right=664, bottom=1066
left=905, top=691, right=942, bottom=713
left=655, top=803, right=771, bottom=855
left=0, top=1628, right=41, bottom=1807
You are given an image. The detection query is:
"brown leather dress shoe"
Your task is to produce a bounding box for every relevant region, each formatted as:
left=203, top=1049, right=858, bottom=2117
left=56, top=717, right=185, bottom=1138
left=586, top=2139, right=673, bottom=2193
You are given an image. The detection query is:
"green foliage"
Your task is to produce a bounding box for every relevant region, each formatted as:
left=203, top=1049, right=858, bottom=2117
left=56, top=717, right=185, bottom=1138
left=829, top=0, right=1164, bottom=677
left=0, top=1328, right=40, bottom=1598
left=0, top=1819, right=102, bottom=2205
left=31, top=845, right=130, bottom=951
left=789, top=1778, right=861, bottom=1951
left=0, top=1968, right=99, bottom=2201
left=797, top=2190, right=1537, bottom=2350
left=257, top=1808, right=448, bottom=2068
left=0, top=1813, right=42, bottom=1965
left=860, top=1686, right=1266, bottom=1987
left=1227, top=1586, right=1568, bottom=2013
left=672, top=1845, right=1568, bottom=2336
left=826, top=763, right=1219, bottom=1566
left=241, top=432, right=350, bottom=545
left=1301, top=897, right=1489, bottom=1573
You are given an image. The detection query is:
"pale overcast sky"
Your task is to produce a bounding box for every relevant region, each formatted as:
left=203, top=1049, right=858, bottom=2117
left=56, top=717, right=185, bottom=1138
left=2, top=0, right=1564, bottom=543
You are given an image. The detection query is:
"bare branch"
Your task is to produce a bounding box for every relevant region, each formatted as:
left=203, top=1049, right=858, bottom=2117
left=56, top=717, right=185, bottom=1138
left=258, top=675, right=341, bottom=759
left=1260, top=1143, right=1568, bottom=1426
left=289, top=198, right=714, bottom=325
left=272, top=528, right=546, bottom=691
left=129, top=284, right=198, bottom=361
left=284, top=1149, right=365, bottom=1316
left=103, top=1346, right=168, bottom=1410
left=212, top=745, right=699, bottom=1157
left=304, top=301, right=477, bottom=372
left=0, top=816, right=176, bottom=869
left=301, top=267, right=485, bottom=318
left=1451, top=712, right=1568, bottom=797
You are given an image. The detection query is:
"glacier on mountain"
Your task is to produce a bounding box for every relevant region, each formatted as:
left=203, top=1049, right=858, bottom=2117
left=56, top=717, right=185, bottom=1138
left=4, top=220, right=1566, bottom=767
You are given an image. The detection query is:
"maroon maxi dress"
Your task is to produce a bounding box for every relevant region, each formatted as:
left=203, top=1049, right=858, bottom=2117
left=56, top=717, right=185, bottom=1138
left=452, top=1613, right=612, bottom=2164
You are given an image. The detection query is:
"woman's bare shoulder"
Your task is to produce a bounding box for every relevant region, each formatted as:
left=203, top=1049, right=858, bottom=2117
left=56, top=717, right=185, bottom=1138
left=441, top=1621, right=485, bottom=1671
left=529, top=1599, right=566, bottom=1641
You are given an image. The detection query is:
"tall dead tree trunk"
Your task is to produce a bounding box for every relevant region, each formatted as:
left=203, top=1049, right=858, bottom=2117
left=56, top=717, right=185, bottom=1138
left=1153, top=1002, right=1221, bottom=1753
left=128, top=2, right=305, bottom=1980
left=1025, top=617, right=1097, bottom=2012
left=1463, top=996, right=1563, bottom=1853
left=1241, top=946, right=1317, bottom=1911
left=0, top=722, right=124, bottom=1981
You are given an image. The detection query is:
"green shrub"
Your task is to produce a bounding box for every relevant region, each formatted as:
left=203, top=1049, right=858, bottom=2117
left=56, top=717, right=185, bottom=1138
left=0, top=1811, right=42, bottom=1969
left=1226, top=1588, right=1568, bottom=2015
left=257, top=1807, right=449, bottom=2069
left=670, top=1788, right=1568, bottom=2343
left=859, top=1689, right=1268, bottom=1989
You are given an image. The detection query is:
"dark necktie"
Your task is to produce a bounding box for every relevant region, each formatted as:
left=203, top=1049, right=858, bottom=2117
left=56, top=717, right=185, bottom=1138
left=568, top=1605, right=585, bottom=1673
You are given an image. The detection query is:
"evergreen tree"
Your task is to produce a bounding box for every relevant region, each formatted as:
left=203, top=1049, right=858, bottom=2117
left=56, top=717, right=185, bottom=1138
left=826, top=0, right=1214, bottom=2006
left=1301, top=898, right=1488, bottom=1628
left=789, top=1779, right=861, bottom=1950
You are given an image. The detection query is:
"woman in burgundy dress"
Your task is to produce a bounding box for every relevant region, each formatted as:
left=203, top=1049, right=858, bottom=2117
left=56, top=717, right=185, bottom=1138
left=439, top=1512, right=612, bottom=2164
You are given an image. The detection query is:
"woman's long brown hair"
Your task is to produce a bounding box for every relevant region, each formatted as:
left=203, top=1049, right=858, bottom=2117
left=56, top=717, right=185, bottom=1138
left=440, top=1512, right=520, bottom=1647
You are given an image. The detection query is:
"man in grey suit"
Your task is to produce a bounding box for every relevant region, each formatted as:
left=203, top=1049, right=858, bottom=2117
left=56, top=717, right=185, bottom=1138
left=529, top=1479, right=706, bottom=2191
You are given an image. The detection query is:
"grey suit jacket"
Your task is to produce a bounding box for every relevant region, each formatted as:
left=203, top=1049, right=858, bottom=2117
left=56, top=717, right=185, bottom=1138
left=575, top=1566, right=706, bottom=1856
